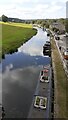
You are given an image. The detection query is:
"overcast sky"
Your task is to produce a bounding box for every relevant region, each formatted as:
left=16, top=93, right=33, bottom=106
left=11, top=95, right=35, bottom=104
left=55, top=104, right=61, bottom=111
left=0, top=0, right=67, bottom=19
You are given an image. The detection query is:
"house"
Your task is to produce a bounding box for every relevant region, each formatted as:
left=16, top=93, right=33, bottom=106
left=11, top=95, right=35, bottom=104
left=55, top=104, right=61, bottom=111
left=63, top=33, right=68, bottom=49
left=58, top=33, right=68, bottom=54
left=50, top=22, right=65, bottom=34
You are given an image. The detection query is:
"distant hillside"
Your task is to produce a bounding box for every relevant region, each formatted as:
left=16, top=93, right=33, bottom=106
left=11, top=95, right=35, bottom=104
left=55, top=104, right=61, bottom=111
left=0, top=15, right=32, bottom=23
left=8, top=17, right=25, bottom=23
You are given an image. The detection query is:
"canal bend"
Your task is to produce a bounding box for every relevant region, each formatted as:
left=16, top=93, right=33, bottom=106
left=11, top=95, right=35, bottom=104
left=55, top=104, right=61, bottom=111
left=0, top=27, right=51, bottom=118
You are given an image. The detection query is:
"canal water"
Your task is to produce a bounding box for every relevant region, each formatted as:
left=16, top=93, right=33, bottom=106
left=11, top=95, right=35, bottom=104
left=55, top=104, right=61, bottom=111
left=0, top=27, right=50, bottom=118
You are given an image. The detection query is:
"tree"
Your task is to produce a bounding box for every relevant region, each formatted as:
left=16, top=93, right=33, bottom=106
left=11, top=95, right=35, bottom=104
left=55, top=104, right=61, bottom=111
left=45, top=23, right=49, bottom=28
left=41, top=21, right=46, bottom=27
left=52, top=27, right=59, bottom=32
left=1, top=15, right=8, bottom=22
left=36, top=20, right=43, bottom=25
left=58, top=18, right=66, bottom=25
left=31, top=20, right=36, bottom=24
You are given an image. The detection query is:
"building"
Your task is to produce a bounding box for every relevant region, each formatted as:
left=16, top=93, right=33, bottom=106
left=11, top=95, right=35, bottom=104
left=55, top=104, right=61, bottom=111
left=50, top=22, right=65, bottom=34
left=63, top=33, right=68, bottom=49
left=58, top=33, right=68, bottom=54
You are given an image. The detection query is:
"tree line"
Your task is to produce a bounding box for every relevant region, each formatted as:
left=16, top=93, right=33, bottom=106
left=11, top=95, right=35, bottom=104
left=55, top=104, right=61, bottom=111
left=0, top=14, right=68, bottom=32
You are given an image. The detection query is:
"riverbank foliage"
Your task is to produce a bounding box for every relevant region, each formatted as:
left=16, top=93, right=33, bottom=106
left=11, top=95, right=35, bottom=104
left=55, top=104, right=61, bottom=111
left=0, top=22, right=37, bottom=58
left=51, top=38, right=67, bottom=118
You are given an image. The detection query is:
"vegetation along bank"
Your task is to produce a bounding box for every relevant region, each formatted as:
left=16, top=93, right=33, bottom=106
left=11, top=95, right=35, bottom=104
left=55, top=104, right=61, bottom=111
left=51, top=37, right=68, bottom=118
left=0, top=22, right=37, bottom=59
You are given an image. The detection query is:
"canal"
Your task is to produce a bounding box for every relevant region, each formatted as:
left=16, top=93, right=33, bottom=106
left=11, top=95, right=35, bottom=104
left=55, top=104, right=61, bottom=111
left=0, top=27, right=51, bottom=118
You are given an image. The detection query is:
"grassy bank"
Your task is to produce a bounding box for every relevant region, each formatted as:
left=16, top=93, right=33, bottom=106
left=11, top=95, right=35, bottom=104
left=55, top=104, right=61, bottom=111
left=51, top=38, right=67, bottom=118
left=0, top=22, right=37, bottom=58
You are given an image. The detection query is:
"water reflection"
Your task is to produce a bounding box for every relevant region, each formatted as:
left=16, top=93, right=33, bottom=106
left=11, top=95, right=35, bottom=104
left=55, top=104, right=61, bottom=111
left=18, top=27, right=48, bottom=56
left=2, top=53, right=50, bottom=73
left=2, top=66, right=42, bottom=118
left=2, top=27, right=50, bottom=118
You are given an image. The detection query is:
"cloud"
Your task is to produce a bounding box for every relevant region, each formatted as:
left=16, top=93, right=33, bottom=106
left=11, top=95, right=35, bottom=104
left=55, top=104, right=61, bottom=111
left=18, top=29, right=47, bottom=56
left=0, top=0, right=67, bottom=19
left=6, top=64, right=13, bottom=71
left=2, top=65, right=40, bottom=90
left=18, top=44, right=43, bottom=56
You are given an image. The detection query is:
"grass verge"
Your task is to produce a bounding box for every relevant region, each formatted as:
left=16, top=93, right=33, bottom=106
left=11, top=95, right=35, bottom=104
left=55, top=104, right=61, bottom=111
left=51, top=38, right=68, bottom=118
left=0, top=22, right=37, bottom=59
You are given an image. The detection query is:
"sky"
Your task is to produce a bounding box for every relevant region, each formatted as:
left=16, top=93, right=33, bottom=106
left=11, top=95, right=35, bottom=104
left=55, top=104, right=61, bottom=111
left=0, top=0, right=67, bottom=19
